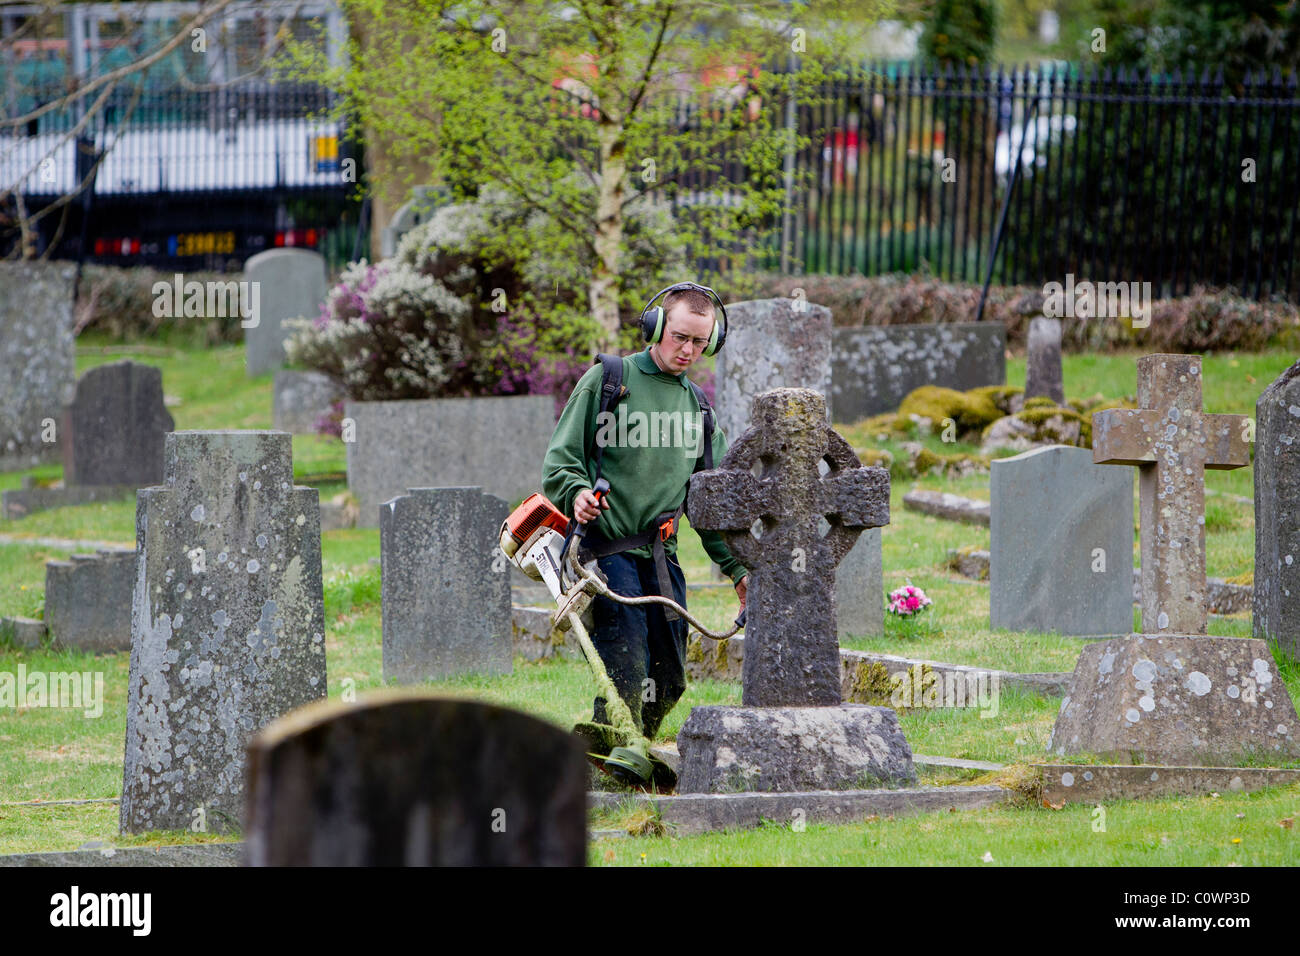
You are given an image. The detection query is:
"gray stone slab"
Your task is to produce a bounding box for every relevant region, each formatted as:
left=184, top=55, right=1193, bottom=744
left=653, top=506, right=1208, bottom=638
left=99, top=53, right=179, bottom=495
left=62, top=361, right=174, bottom=486
left=44, top=549, right=135, bottom=653
left=0, top=616, right=46, bottom=649
left=244, top=249, right=328, bottom=377
left=902, top=489, right=990, bottom=525
left=830, top=322, right=1006, bottom=423
left=1255, top=358, right=1300, bottom=659
left=1, top=484, right=135, bottom=520
left=837, top=527, right=883, bottom=639
left=1039, top=763, right=1300, bottom=806
left=991, top=445, right=1133, bottom=637
left=1048, top=633, right=1300, bottom=765
left=0, top=261, right=77, bottom=471
left=0, top=843, right=242, bottom=867
left=1092, top=353, right=1250, bottom=635
left=380, top=487, right=511, bottom=683
left=345, top=397, right=554, bottom=526
left=244, top=694, right=588, bottom=866
left=913, top=754, right=1005, bottom=771
left=588, top=784, right=1011, bottom=835
left=1024, top=316, right=1064, bottom=404
left=945, top=547, right=990, bottom=579
left=272, top=369, right=344, bottom=434
left=840, top=649, right=1072, bottom=699
left=678, top=704, right=916, bottom=793
left=714, top=298, right=833, bottom=445
left=689, top=388, right=890, bottom=706
left=120, top=431, right=327, bottom=835
left=1134, top=569, right=1254, bottom=615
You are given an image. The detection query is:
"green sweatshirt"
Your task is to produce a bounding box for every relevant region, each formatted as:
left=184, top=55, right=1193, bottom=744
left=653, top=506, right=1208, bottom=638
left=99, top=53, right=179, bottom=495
left=541, top=347, right=749, bottom=585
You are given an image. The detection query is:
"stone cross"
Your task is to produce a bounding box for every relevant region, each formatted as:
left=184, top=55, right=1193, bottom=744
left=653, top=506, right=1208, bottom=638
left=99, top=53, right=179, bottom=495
left=1091, top=353, right=1249, bottom=635
left=688, top=388, right=890, bottom=706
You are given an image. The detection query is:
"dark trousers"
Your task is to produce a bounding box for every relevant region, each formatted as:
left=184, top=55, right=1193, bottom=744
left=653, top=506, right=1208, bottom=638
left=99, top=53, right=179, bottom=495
left=588, top=550, right=688, bottom=740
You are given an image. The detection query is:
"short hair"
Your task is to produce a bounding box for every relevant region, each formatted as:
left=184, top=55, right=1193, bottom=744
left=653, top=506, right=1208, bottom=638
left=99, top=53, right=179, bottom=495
left=662, top=287, right=716, bottom=322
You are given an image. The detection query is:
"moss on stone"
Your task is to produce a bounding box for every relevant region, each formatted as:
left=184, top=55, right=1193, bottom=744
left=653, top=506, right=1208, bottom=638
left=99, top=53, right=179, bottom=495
left=968, top=384, right=1023, bottom=415
left=1225, top=571, right=1255, bottom=586
left=910, top=446, right=991, bottom=478
left=848, top=661, right=899, bottom=706
left=898, top=385, right=1001, bottom=435
left=1022, top=396, right=1058, bottom=411
left=854, top=446, right=894, bottom=468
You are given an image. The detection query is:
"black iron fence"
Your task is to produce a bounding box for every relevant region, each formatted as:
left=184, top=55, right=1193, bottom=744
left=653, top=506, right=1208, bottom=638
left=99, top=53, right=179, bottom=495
left=773, top=63, right=1300, bottom=301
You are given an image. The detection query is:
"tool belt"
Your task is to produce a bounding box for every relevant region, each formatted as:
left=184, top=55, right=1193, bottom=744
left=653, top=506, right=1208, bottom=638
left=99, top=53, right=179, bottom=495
left=576, top=504, right=685, bottom=621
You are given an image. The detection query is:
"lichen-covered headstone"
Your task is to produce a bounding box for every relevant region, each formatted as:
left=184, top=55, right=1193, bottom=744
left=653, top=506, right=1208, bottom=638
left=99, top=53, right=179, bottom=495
left=990, top=445, right=1132, bottom=636
left=380, top=487, right=511, bottom=683
left=1024, top=316, right=1065, bottom=405
left=682, top=388, right=915, bottom=792
left=120, top=431, right=327, bottom=835
left=0, top=261, right=77, bottom=471
left=1254, top=359, right=1300, bottom=660
left=63, top=361, right=174, bottom=487
left=244, top=249, right=327, bottom=377
left=1050, top=354, right=1300, bottom=765
left=245, top=694, right=587, bottom=866
left=713, top=298, right=833, bottom=447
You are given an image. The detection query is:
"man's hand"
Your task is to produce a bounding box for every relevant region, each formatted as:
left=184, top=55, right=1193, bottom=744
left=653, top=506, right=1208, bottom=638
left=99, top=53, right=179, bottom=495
left=573, top=487, right=610, bottom=524
left=735, top=574, right=749, bottom=611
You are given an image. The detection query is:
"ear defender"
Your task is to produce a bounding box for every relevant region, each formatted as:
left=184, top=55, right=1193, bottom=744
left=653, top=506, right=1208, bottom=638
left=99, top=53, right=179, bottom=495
left=638, top=281, right=729, bottom=354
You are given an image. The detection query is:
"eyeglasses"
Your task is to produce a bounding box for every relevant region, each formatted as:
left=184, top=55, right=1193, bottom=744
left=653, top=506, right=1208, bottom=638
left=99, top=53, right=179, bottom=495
left=669, top=331, right=710, bottom=350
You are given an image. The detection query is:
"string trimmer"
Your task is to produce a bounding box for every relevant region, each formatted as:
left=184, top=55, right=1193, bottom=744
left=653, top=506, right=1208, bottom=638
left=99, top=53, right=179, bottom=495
left=498, top=479, right=745, bottom=789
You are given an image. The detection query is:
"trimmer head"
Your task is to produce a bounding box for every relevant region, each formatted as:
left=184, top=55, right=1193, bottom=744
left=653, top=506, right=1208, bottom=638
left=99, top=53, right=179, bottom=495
left=603, top=745, right=655, bottom=786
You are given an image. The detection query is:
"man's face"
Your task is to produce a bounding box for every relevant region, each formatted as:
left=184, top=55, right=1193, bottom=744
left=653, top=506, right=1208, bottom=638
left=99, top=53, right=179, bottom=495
left=658, top=303, right=716, bottom=372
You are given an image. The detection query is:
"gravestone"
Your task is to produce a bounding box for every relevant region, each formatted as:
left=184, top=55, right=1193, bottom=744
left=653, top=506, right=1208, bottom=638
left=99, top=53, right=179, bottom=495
left=63, top=361, right=174, bottom=486
left=831, top=322, right=1006, bottom=422
left=380, top=487, right=512, bottom=683
left=990, top=445, right=1132, bottom=636
left=713, top=299, right=833, bottom=447
left=345, top=396, right=554, bottom=525
left=836, top=528, right=883, bottom=639
left=1050, top=354, right=1300, bottom=765
left=120, top=431, right=327, bottom=834
left=681, top=388, right=915, bottom=792
left=272, top=370, right=344, bottom=435
left=44, top=549, right=135, bottom=653
left=243, top=249, right=328, bottom=377
left=0, top=261, right=77, bottom=471
left=1254, top=359, right=1300, bottom=660
left=245, top=694, right=587, bottom=866
left=1024, top=316, right=1065, bottom=405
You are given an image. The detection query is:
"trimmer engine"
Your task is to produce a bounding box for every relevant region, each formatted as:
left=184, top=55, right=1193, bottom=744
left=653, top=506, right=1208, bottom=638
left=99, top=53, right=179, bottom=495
left=498, top=493, right=572, bottom=601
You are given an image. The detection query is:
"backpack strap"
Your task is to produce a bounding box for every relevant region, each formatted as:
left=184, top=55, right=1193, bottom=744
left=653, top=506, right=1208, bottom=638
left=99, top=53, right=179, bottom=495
left=590, top=352, right=627, bottom=486
left=686, top=378, right=714, bottom=472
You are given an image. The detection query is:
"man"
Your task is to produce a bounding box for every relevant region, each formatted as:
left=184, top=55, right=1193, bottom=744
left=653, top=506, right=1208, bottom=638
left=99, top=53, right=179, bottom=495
left=541, top=285, right=749, bottom=740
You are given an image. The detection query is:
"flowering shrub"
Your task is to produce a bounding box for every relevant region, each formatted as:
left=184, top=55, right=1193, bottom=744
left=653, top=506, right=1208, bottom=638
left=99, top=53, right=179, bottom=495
left=887, top=583, right=933, bottom=617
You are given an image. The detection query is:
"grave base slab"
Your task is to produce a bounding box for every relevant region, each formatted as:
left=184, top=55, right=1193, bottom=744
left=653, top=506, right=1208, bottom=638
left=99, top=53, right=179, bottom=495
left=1038, top=763, right=1300, bottom=806
left=1049, top=633, right=1300, bottom=766
left=677, top=704, right=916, bottom=793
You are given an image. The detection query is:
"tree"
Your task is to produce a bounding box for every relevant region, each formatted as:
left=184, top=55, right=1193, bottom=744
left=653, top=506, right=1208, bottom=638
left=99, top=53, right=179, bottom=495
left=288, top=0, right=893, bottom=349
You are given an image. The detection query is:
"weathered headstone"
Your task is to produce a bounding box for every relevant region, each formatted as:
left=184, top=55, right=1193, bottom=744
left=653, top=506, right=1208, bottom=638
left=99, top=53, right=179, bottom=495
left=380, top=487, right=512, bottom=683
left=990, top=445, right=1132, bottom=636
left=243, top=249, right=328, bottom=377
left=836, top=528, right=883, bottom=639
left=62, top=361, right=174, bottom=487
left=1254, top=359, right=1300, bottom=660
left=345, top=396, right=554, bottom=525
left=44, top=549, right=135, bottom=653
left=831, top=322, right=1006, bottom=422
left=681, top=388, right=915, bottom=792
left=714, top=299, right=833, bottom=447
left=1024, top=316, right=1064, bottom=405
left=120, top=431, right=327, bottom=834
left=0, top=261, right=77, bottom=471
left=1050, top=354, right=1300, bottom=765
left=272, top=369, right=344, bottom=435
left=245, top=694, right=587, bottom=866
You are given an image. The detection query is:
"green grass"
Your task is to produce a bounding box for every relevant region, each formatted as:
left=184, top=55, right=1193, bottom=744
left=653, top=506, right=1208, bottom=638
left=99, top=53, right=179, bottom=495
left=1, top=341, right=1297, bottom=860
left=589, top=785, right=1300, bottom=865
